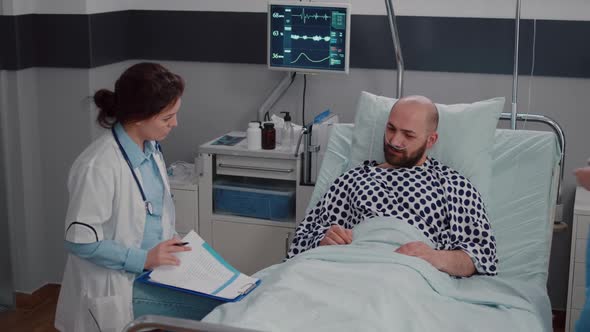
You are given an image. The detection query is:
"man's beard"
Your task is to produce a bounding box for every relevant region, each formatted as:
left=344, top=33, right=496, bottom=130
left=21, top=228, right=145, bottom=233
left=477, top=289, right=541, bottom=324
left=383, top=139, right=427, bottom=168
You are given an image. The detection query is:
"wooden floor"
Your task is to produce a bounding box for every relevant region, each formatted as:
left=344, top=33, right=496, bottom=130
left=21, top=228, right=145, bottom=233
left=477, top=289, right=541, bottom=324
left=0, top=284, right=568, bottom=332
left=0, top=284, right=59, bottom=332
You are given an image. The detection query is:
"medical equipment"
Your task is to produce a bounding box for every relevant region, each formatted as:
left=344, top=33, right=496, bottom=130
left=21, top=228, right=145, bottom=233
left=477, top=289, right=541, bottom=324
left=112, top=127, right=161, bottom=216
left=268, top=1, right=351, bottom=74
left=246, top=122, right=262, bottom=150
left=310, top=110, right=339, bottom=180
left=293, top=110, right=339, bottom=186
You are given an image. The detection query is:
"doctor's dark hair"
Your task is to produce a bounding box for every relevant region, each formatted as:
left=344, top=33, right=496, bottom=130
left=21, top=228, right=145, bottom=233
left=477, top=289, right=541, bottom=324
left=94, top=62, right=185, bottom=129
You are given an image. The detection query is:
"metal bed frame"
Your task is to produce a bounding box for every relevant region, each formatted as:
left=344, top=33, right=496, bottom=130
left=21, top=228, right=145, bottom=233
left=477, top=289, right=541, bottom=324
left=124, top=1, right=566, bottom=330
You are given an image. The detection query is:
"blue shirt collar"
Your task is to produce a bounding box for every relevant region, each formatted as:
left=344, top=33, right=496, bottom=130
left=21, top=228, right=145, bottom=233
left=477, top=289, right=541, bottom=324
left=114, top=123, right=156, bottom=169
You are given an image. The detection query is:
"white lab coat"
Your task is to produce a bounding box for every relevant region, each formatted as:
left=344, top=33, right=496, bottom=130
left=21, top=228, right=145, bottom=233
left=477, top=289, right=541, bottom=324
left=54, top=132, right=176, bottom=332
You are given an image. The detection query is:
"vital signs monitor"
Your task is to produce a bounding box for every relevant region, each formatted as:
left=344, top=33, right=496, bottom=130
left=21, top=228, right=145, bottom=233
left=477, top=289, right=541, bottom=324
left=268, top=1, right=351, bottom=74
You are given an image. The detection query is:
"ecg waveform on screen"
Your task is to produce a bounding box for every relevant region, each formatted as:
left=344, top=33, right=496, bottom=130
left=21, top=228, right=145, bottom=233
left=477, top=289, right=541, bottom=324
left=290, top=53, right=331, bottom=64
left=291, top=8, right=331, bottom=24
left=291, top=34, right=331, bottom=42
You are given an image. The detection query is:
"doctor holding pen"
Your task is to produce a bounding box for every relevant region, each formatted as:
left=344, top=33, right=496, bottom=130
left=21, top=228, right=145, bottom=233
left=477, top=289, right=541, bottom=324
left=55, top=62, right=189, bottom=332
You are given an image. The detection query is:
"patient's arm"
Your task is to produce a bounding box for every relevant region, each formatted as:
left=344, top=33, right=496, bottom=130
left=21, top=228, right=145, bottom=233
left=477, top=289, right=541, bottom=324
left=287, top=173, right=356, bottom=258
left=396, top=241, right=476, bottom=277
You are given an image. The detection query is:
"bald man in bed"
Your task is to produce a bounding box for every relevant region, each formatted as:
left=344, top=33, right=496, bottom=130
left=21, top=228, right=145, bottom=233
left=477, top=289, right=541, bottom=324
left=287, top=96, right=498, bottom=277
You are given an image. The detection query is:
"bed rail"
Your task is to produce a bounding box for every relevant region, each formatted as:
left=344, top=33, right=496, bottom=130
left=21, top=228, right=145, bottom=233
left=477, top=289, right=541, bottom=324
left=498, top=113, right=566, bottom=206
left=122, top=315, right=264, bottom=332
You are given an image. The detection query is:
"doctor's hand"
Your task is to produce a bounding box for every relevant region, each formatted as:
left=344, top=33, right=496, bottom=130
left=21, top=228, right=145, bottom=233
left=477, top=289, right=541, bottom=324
left=395, top=241, right=440, bottom=268
left=319, top=225, right=353, bottom=246
left=144, top=238, right=192, bottom=270
left=575, top=167, right=590, bottom=191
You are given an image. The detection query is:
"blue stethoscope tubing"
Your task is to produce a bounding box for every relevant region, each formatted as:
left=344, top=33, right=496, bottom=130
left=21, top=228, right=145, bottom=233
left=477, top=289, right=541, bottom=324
left=112, top=127, right=162, bottom=216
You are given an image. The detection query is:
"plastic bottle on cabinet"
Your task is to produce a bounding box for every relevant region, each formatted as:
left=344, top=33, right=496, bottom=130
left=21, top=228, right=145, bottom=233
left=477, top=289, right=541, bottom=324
left=280, top=111, right=294, bottom=151
left=247, top=121, right=261, bottom=150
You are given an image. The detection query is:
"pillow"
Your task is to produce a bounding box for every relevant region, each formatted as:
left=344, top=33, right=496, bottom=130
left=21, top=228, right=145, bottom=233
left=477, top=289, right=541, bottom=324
left=349, top=91, right=504, bottom=205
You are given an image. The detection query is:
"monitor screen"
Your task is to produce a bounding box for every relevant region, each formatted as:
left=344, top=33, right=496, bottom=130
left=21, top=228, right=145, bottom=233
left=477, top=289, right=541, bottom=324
left=268, top=1, right=351, bottom=74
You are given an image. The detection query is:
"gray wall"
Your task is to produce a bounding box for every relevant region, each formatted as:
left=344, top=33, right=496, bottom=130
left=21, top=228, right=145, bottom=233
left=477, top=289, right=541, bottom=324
left=0, top=71, right=14, bottom=307
left=1, top=68, right=95, bottom=291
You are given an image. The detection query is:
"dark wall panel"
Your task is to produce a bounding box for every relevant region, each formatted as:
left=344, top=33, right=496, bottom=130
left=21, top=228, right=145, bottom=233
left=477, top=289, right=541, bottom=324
left=90, top=11, right=131, bottom=67
left=129, top=11, right=267, bottom=65
left=33, top=15, right=91, bottom=68
left=1, top=11, right=590, bottom=79
left=534, top=20, right=590, bottom=78
left=0, top=16, right=11, bottom=69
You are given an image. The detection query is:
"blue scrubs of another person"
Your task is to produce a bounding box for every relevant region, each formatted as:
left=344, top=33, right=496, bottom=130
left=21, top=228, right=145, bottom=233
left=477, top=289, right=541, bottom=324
left=577, top=235, right=590, bottom=331
left=575, top=167, right=590, bottom=332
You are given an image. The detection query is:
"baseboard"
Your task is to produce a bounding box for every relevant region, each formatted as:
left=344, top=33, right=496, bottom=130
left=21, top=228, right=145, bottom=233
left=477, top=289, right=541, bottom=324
left=15, top=284, right=60, bottom=310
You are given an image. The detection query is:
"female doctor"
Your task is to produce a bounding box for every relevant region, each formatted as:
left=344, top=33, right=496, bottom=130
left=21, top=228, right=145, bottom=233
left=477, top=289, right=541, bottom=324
left=55, top=62, right=190, bottom=332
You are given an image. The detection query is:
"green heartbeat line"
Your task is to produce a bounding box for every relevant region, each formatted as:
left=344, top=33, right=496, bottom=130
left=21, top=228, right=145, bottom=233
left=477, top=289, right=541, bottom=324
left=292, top=8, right=330, bottom=24
left=291, top=53, right=331, bottom=64
left=291, top=34, right=331, bottom=42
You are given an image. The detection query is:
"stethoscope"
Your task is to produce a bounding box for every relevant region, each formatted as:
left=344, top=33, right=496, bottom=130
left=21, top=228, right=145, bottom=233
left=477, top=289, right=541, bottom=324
left=112, top=128, right=162, bottom=216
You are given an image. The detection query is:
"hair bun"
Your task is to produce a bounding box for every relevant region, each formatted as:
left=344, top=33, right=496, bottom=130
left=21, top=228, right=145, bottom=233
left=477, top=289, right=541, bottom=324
left=94, top=89, right=117, bottom=116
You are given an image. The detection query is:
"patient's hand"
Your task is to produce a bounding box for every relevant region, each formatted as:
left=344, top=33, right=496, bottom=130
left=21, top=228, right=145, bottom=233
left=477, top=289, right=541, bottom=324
left=319, top=225, right=353, bottom=246
left=395, top=242, right=440, bottom=268
left=396, top=241, right=476, bottom=277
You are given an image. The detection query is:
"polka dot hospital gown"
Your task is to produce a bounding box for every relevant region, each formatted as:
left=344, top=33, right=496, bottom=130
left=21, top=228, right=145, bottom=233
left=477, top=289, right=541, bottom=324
left=287, top=158, right=498, bottom=275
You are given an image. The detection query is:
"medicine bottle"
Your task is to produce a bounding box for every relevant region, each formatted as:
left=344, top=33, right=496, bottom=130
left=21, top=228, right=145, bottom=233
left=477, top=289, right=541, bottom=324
left=261, top=122, right=276, bottom=150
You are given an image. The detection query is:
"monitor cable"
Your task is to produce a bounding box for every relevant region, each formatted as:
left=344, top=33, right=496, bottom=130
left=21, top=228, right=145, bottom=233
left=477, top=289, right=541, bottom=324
left=302, top=74, right=307, bottom=125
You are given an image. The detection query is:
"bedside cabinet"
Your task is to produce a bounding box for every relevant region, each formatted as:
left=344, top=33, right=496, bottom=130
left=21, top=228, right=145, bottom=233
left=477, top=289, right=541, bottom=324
left=198, top=134, right=314, bottom=276
left=566, top=187, right=590, bottom=331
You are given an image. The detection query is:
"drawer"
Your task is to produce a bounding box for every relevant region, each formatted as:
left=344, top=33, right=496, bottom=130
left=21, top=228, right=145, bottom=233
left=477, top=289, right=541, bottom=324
left=576, top=239, right=588, bottom=263
left=572, top=286, right=586, bottom=309
left=216, top=155, right=297, bottom=181
left=211, top=219, right=294, bottom=275
left=574, top=262, right=587, bottom=287
left=570, top=309, right=582, bottom=332
left=578, top=216, right=590, bottom=239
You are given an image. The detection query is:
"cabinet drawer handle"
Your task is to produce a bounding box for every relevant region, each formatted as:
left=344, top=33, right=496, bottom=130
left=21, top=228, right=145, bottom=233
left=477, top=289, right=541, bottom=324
left=218, top=163, right=294, bottom=174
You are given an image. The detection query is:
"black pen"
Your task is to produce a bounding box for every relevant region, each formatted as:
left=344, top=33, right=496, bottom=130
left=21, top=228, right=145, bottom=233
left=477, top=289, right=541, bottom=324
left=173, top=242, right=189, bottom=246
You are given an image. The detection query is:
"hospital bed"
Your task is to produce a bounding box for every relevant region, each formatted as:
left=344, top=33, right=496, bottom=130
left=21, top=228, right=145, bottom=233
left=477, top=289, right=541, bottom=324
left=126, top=117, right=562, bottom=332
left=124, top=0, right=566, bottom=330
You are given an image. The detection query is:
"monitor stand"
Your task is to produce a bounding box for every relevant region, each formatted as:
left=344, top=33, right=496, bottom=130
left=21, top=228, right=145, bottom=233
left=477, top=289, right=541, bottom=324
left=257, top=72, right=296, bottom=122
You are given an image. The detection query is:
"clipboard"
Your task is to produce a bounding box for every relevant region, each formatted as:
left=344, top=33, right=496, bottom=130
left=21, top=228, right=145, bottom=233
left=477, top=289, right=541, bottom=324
left=134, top=231, right=261, bottom=303
left=135, top=271, right=261, bottom=303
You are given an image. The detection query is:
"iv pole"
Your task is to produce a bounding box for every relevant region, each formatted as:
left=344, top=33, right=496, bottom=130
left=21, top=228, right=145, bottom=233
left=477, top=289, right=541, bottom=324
left=385, top=0, right=405, bottom=98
